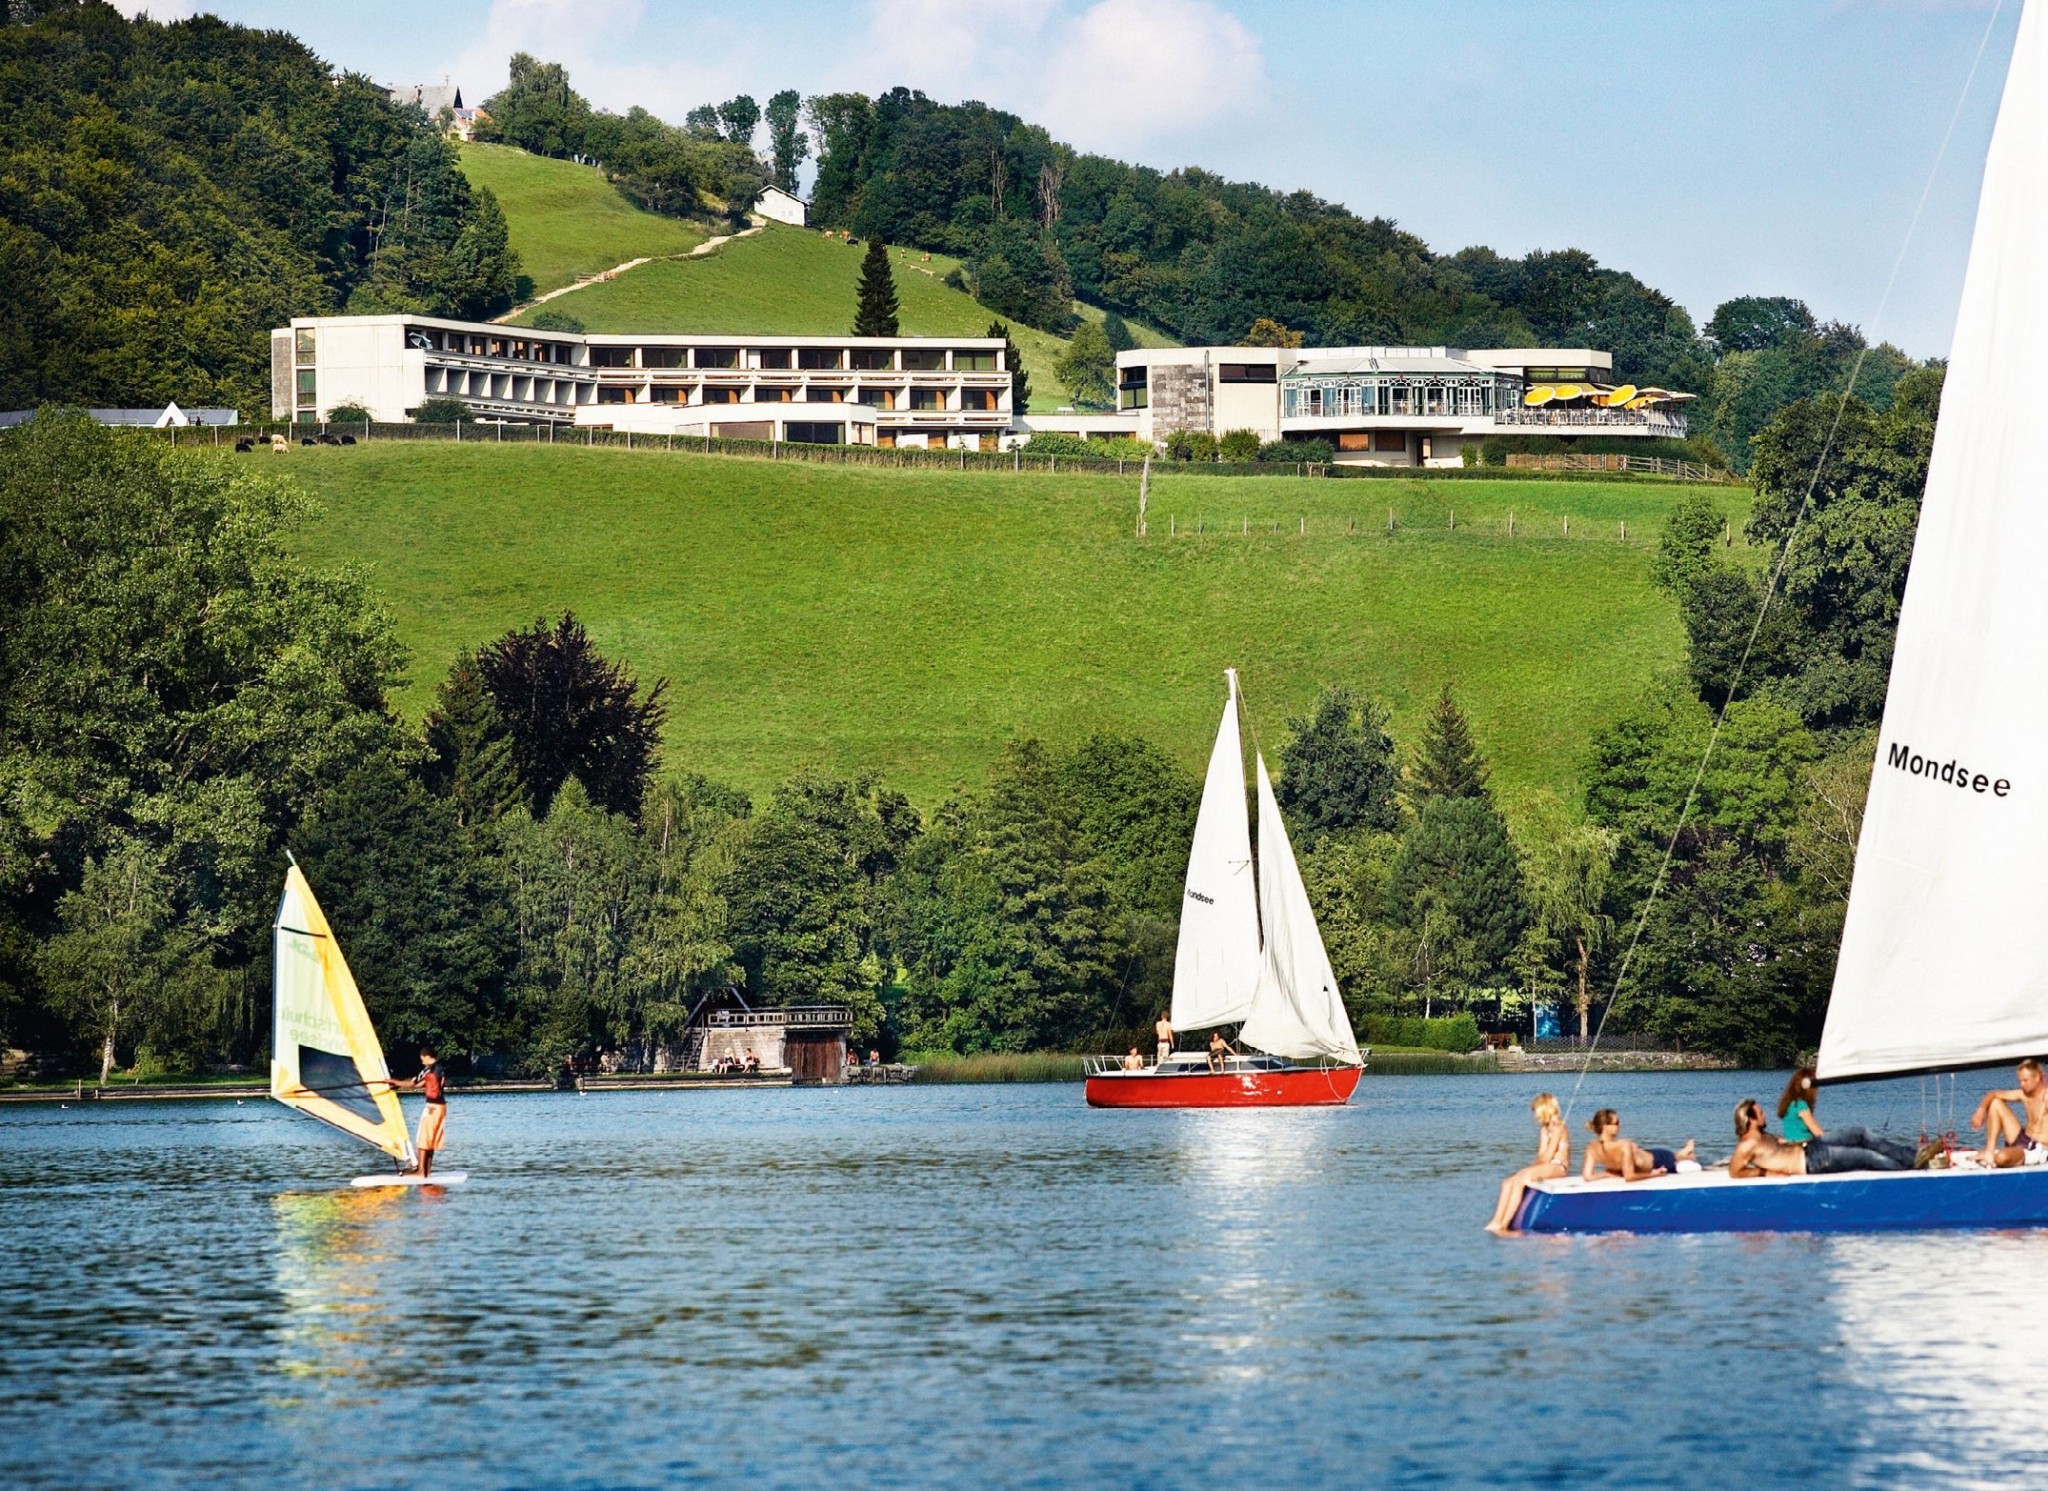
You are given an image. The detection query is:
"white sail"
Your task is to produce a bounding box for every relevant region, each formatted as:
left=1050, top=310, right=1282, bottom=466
left=1821, top=3, right=2048, bottom=1081
left=1170, top=669, right=1262, bottom=1031
left=1239, top=754, right=1361, bottom=1064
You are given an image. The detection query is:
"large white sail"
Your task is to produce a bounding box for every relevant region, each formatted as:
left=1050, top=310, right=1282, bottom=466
left=1239, top=754, right=1361, bottom=1064
left=1170, top=669, right=1262, bottom=1030
left=1821, top=3, right=2048, bottom=1081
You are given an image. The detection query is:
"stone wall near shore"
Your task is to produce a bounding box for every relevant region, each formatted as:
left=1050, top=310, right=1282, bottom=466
left=1496, top=1049, right=1731, bottom=1073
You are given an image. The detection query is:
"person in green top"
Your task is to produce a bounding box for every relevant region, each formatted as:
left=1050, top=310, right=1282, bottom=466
left=1778, top=1066, right=1824, bottom=1143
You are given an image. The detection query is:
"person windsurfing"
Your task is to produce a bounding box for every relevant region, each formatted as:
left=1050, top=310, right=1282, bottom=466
left=382, top=1049, right=450, bottom=1177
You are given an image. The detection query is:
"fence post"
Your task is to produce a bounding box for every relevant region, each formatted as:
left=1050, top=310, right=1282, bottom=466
left=1449, top=508, right=1454, bottom=531
left=1299, top=515, right=1304, bottom=535
left=1014, top=448, right=1020, bottom=472
left=1619, top=518, right=1626, bottom=542
left=456, top=419, right=461, bottom=443
left=497, top=420, right=502, bottom=442
left=1563, top=515, right=1569, bottom=538
left=1388, top=507, right=1395, bottom=532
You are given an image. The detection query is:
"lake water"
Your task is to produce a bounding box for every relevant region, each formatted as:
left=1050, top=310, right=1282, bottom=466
left=1, top=1072, right=2039, bottom=1490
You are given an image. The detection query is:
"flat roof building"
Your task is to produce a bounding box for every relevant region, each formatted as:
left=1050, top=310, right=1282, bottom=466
left=1027, top=344, right=1692, bottom=467
left=275, top=315, right=1013, bottom=450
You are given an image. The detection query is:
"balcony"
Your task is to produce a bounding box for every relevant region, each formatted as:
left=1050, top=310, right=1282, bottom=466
left=1494, top=406, right=1689, bottom=436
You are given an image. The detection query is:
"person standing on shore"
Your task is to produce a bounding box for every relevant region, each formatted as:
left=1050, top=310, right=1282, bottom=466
left=1487, top=1093, right=1569, bottom=1234
left=1154, top=1013, right=1174, bottom=1066
left=384, top=1049, right=449, bottom=1178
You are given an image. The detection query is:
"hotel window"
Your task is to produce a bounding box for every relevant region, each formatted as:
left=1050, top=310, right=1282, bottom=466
left=1337, top=432, right=1372, bottom=451
left=295, top=368, right=317, bottom=400
left=962, top=389, right=999, bottom=412
left=643, top=348, right=685, bottom=369
left=510, top=340, right=528, bottom=360
left=597, top=386, right=634, bottom=404
left=702, top=386, right=742, bottom=404
left=901, top=348, right=945, bottom=371
left=590, top=347, right=635, bottom=368
left=694, top=347, right=739, bottom=369
left=785, top=422, right=844, bottom=445
left=797, top=347, right=843, bottom=370
left=807, top=387, right=846, bottom=403
left=1119, top=366, right=1148, bottom=410
left=954, top=350, right=997, bottom=371
left=649, top=386, right=683, bottom=403
left=755, top=349, right=792, bottom=369
left=855, top=387, right=895, bottom=410
left=295, top=328, right=316, bottom=357
left=1373, top=431, right=1407, bottom=453
left=1217, top=363, right=1277, bottom=383
left=758, top=387, right=794, bottom=402
left=909, top=388, right=944, bottom=411
left=849, top=348, right=892, bottom=371
left=488, top=337, right=508, bottom=358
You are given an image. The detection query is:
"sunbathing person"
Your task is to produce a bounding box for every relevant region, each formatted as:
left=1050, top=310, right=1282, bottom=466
left=1580, top=1108, right=1697, bottom=1182
left=1967, top=1058, right=2048, bottom=1168
left=1727, top=1098, right=1919, bottom=1177
left=1486, top=1092, right=1570, bottom=1234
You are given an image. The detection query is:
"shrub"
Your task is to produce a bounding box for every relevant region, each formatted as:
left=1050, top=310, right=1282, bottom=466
left=414, top=397, right=471, bottom=424
left=325, top=401, right=374, bottom=424
left=1357, top=1013, right=1483, bottom=1053
left=527, top=309, right=585, bottom=332
left=1021, top=432, right=1156, bottom=461
left=1165, top=428, right=1218, bottom=462
left=1217, top=428, right=1261, bottom=462
left=1258, top=437, right=1332, bottom=463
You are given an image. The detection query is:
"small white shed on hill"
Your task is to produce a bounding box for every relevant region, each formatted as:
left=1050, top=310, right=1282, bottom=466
left=752, top=185, right=808, bottom=227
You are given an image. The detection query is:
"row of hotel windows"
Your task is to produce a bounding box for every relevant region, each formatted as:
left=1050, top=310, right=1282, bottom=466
left=1281, top=378, right=1503, bottom=419
left=593, top=385, right=1001, bottom=411
left=393, top=325, right=1000, bottom=374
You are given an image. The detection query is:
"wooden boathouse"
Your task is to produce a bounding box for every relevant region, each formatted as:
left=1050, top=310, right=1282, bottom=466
left=689, top=1004, right=854, bottom=1083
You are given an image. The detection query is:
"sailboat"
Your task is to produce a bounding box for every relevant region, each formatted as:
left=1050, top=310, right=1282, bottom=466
left=1085, top=669, right=1365, bottom=1107
left=1517, top=2, right=2048, bottom=1232
left=271, top=860, right=464, bottom=1186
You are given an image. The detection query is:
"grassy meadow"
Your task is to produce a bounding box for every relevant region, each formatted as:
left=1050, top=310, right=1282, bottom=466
left=506, top=221, right=1170, bottom=411
left=282, top=442, right=1747, bottom=822
left=457, top=142, right=710, bottom=295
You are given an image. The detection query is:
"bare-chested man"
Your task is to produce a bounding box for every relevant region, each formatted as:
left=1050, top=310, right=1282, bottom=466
left=1727, top=1098, right=1917, bottom=1178
left=1154, top=1013, right=1174, bottom=1067
left=1969, top=1058, right=2048, bottom=1168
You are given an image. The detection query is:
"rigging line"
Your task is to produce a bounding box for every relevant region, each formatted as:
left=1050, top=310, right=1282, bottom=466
left=1562, top=0, right=2009, bottom=1123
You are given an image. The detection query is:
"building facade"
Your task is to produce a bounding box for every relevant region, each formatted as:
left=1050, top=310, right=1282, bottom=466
left=1080, top=345, right=1691, bottom=467
left=274, top=315, right=1014, bottom=449
left=752, top=186, right=809, bottom=227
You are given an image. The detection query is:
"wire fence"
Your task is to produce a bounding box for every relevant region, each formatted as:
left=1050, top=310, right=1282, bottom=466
left=156, top=419, right=1739, bottom=488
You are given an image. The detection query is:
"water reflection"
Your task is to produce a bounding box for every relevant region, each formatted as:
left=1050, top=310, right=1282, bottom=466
left=271, top=1188, right=407, bottom=1393
left=1827, top=1230, right=2048, bottom=1485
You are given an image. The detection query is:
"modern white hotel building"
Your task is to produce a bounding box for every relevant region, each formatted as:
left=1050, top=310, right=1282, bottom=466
left=275, top=314, right=1686, bottom=464
left=274, top=315, right=1014, bottom=449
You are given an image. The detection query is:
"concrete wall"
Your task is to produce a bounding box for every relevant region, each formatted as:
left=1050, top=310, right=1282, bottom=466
left=310, top=322, right=419, bottom=421
left=1211, top=380, right=1281, bottom=442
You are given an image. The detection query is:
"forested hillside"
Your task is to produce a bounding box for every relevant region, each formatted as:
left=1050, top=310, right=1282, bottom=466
left=0, top=1, right=519, bottom=416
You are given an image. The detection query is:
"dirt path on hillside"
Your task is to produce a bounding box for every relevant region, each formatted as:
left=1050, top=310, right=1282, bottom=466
left=493, top=223, right=766, bottom=323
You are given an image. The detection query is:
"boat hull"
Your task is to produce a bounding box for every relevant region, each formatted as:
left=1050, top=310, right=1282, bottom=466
left=1516, top=1164, right=2048, bottom=1234
left=1084, top=1065, right=1361, bottom=1108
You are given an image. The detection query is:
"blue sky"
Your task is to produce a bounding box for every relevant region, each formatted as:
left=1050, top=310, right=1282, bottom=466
left=122, top=1, right=2019, bottom=356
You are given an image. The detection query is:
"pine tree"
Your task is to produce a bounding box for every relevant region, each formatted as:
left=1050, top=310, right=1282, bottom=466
left=1410, top=685, right=1489, bottom=802
left=420, top=650, right=524, bottom=826
left=988, top=321, right=1030, bottom=415
left=853, top=238, right=900, bottom=337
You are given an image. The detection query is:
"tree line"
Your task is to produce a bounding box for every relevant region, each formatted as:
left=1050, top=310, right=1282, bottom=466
left=0, top=368, right=1935, bottom=1078
left=0, top=1, right=522, bottom=419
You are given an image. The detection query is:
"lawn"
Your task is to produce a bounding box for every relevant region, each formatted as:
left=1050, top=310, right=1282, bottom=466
left=284, top=443, right=1746, bottom=822
left=457, top=142, right=710, bottom=295
left=507, top=221, right=1169, bottom=411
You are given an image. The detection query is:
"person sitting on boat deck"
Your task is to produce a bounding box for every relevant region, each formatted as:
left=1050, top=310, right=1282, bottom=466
left=1727, top=1099, right=1920, bottom=1177
left=1155, top=1013, right=1174, bottom=1066
left=1965, top=1058, right=2048, bottom=1168
left=380, top=1048, right=448, bottom=1178
left=1122, top=1046, right=1146, bottom=1072
left=1207, top=1029, right=1235, bottom=1072
left=1580, top=1108, right=1696, bottom=1182
left=1486, top=1092, right=1571, bottom=1234
left=1778, top=1066, right=1825, bottom=1142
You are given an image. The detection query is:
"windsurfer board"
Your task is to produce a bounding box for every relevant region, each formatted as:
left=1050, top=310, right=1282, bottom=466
left=351, top=1171, right=467, bottom=1188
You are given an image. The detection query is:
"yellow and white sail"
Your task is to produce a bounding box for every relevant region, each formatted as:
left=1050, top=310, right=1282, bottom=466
left=271, top=864, right=414, bottom=1163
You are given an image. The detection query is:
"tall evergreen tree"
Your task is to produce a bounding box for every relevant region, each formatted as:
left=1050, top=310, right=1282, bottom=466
left=420, top=651, right=523, bottom=827
left=988, top=322, right=1031, bottom=415
left=853, top=238, right=900, bottom=337
left=1410, top=686, right=1490, bottom=802
left=1391, top=797, right=1527, bottom=987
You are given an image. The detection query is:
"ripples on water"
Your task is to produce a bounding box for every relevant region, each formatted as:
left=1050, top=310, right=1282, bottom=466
left=1, top=1073, right=2041, bottom=1489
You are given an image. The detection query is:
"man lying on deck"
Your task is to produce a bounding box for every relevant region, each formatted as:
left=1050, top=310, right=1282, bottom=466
left=1967, top=1058, right=2048, bottom=1168
left=1727, top=1099, right=1921, bottom=1178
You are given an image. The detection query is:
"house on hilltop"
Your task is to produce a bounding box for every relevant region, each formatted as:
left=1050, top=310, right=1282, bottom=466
left=751, top=185, right=808, bottom=227
left=386, top=81, right=486, bottom=140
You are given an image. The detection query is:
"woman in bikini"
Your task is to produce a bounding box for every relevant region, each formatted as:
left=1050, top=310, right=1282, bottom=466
left=1487, top=1092, right=1571, bottom=1234
left=1581, top=1108, right=1696, bottom=1182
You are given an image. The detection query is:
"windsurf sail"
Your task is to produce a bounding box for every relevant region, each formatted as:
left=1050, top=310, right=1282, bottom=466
left=271, top=864, right=415, bottom=1164
left=1170, top=669, right=1263, bottom=1031
left=1238, top=753, right=1361, bottom=1064
left=1821, top=2, right=2048, bottom=1082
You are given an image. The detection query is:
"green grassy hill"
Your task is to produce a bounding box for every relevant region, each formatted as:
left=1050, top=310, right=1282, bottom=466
left=507, top=220, right=1169, bottom=411
left=457, top=142, right=709, bottom=296
left=285, top=444, right=1743, bottom=820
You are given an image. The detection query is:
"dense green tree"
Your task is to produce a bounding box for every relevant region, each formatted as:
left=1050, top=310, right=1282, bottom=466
left=476, top=613, right=668, bottom=819
left=1706, top=295, right=1817, bottom=353
left=852, top=237, right=900, bottom=337
left=1409, top=686, right=1490, bottom=803
left=477, top=52, right=593, bottom=158
left=764, top=88, right=808, bottom=193
left=717, top=94, right=761, bottom=146
left=1521, top=823, right=1617, bottom=1042
left=40, top=837, right=196, bottom=1083
left=1649, top=491, right=1727, bottom=596
left=1100, top=311, right=1135, bottom=352
left=684, top=104, right=723, bottom=140
left=1391, top=796, right=1527, bottom=989
left=414, top=396, right=472, bottom=423
left=988, top=321, right=1031, bottom=414
left=1276, top=687, right=1401, bottom=840
left=420, top=652, right=522, bottom=828
left=1053, top=320, right=1115, bottom=408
